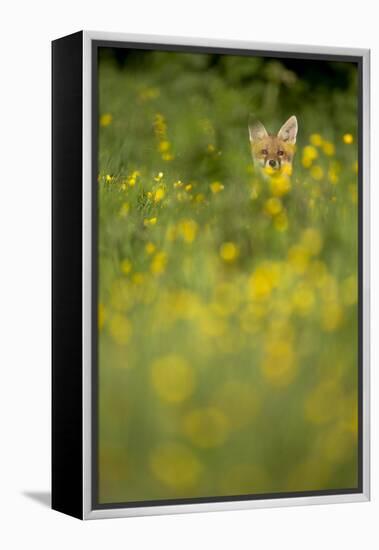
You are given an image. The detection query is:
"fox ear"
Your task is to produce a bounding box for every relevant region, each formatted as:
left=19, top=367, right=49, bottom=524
left=277, top=115, right=298, bottom=144
left=248, top=118, right=268, bottom=142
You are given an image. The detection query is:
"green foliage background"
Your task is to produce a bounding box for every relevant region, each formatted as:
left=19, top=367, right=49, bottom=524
left=97, top=48, right=359, bottom=504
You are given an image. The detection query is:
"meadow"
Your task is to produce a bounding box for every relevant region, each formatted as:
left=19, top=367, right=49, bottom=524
left=97, top=49, right=359, bottom=504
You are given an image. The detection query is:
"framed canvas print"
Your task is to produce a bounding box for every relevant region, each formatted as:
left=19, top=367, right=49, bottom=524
left=52, top=31, right=370, bottom=520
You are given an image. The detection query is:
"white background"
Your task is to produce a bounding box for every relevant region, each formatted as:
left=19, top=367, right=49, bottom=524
left=0, top=1, right=377, bottom=548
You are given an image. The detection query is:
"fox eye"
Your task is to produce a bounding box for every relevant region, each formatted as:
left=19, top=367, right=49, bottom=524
left=278, top=150, right=284, bottom=156
left=261, top=149, right=268, bottom=155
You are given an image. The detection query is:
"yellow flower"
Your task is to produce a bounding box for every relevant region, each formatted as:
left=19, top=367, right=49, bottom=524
left=173, top=180, right=183, bottom=188
left=310, top=165, right=324, bottom=181
left=322, top=141, right=335, bottom=156
left=105, top=174, right=113, bottom=183
left=183, top=407, right=229, bottom=448
left=248, top=262, right=281, bottom=301
left=302, top=145, right=318, bottom=167
left=264, top=197, right=282, bottom=216
left=154, top=172, right=164, bottom=182
left=185, top=184, right=192, bottom=192
left=100, top=113, right=112, bottom=127
left=159, top=140, right=171, bottom=153
left=343, top=133, right=354, bottom=144
left=153, top=113, right=167, bottom=138
left=151, top=354, right=195, bottom=403
left=210, top=181, right=224, bottom=194
left=219, top=242, right=239, bottom=263
left=154, top=187, right=165, bottom=202
left=120, top=258, right=132, bottom=275
left=162, top=153, right=174, bottom=161
left=127, top=171, right=140, bottom=187
left=150, top=251, right=167, bottom=275
left=144, top=217, right=157, bottom=226
left=145, top=242, right=156, bottom=255
left=270, top=176, right=291, bottom=197
left=150, top=443, right=202, bottom=490
left=309, top=134, right=323, bottom=147
left=178, top=219, right=198, bottom=243
left=109, top=314, right=132, bottom=345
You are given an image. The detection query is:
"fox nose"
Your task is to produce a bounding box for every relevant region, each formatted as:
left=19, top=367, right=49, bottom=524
left=268, top=159, right=277, bottom=168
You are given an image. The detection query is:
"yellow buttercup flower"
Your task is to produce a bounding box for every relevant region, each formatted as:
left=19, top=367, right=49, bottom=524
left=219, top=242, right=239, bottom=263
left=150, top=251, right=167, bottom=275
left=154, top=187, right=165, bottom=202
left=100, top=113, right=112, bottom=127
left=248, top=262, right=282, bottom=301
left=309, top=133, right=323, bottom=147
left=322, top=141, right=335, bottom=156
left=302, top=145, right=318, bottom=167
left=162, top=152, right=174, bottom=161
left=120, top=258, right=132, bottom=275
left=270, top=176, right=291, bottom=197
left=144, top=217, right=157, bottom=226
left=178, top=219, right=198, bottom=243
left=343, top=133, right=354, bottom=144
left=154, top=172, right=164, bottom=182
left=159, top=140, right=171, bottom=153
left=145, top=242, right=156, bottom=255
left=210, top=181, right=224, bottom=194
left=264, top=197, right=282, bottom=216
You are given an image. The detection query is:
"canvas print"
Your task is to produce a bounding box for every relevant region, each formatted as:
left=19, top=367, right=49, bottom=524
left=95, top=46, right=360, bottom=506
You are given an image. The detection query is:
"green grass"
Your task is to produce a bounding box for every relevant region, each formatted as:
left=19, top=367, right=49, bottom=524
left=97, top=50, right=359, bottom=504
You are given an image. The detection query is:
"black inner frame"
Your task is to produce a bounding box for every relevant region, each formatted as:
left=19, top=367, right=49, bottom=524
left=91, top=39, right=364, bottom=510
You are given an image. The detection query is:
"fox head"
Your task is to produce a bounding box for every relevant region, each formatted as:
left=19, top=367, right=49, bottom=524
left=248, top=115, right=298, bottom=173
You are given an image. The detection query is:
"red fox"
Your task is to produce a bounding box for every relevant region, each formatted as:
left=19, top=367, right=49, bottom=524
left=248, top=115, right=298, bottom=174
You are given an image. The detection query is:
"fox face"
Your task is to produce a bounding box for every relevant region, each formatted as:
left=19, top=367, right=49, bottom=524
left=248, top=115, right=298, bottom=173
